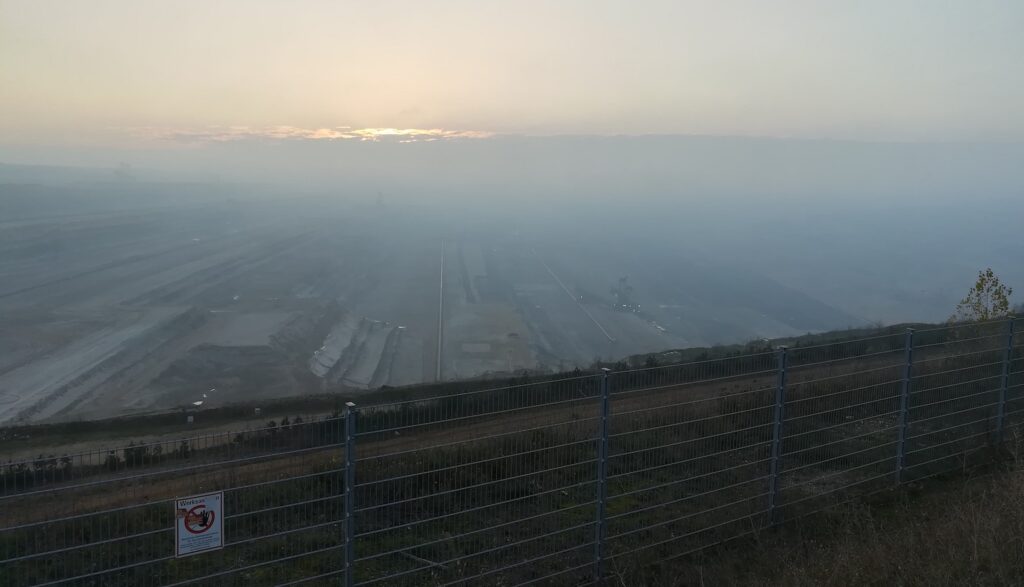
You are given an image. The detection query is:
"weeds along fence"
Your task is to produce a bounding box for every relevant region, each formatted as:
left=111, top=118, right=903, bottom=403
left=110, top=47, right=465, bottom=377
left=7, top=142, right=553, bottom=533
left=1, top=318, right=1021, bottom=586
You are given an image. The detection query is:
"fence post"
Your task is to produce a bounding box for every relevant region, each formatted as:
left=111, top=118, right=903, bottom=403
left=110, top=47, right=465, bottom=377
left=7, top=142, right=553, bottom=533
left=895, top=328, right=914, bottom=485
left=767, top=346, right=787, bottom=525
left=344, top=402, right=358, bottom=587
left=593, top=369, right=611, bottom=582
left=996, top=317, right=1017, bottom=444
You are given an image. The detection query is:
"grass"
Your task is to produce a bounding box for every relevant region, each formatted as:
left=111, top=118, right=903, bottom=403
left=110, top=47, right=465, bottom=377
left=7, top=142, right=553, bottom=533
left=623, top=451, right=1024, bottom=587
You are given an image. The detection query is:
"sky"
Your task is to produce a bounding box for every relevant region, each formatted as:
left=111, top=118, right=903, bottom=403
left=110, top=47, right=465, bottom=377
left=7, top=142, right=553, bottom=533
left=1, top=1, right=1023, bottom=326
left=2, top=0, right=1024, bottom=150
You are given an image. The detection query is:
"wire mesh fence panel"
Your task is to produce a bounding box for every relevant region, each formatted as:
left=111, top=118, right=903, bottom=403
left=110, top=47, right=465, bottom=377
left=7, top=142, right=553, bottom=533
left=776, top=335, right=908, bottom=519
left=903, top=320, right=1014, bottom=483
left=603, top=355, right=777, bottom=575
left=351, top=375, right=600, bottom=586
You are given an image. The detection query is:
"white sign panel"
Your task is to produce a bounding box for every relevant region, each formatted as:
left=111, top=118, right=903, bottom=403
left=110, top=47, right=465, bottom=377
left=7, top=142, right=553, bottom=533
left=174, top=492, right=224, bottom=557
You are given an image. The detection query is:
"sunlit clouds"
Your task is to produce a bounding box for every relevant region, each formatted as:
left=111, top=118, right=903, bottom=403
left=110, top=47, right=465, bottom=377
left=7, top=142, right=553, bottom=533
left=140, top=126, right=494, bottom=144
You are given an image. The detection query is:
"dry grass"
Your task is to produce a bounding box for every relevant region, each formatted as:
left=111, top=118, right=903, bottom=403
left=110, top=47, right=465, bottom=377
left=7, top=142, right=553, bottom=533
left=625, top=457, right=1024, bottom=587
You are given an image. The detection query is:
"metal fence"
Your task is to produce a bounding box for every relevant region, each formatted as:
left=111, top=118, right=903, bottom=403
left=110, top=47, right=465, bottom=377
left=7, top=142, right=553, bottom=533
left=1, top=318, right=1021, bottom=586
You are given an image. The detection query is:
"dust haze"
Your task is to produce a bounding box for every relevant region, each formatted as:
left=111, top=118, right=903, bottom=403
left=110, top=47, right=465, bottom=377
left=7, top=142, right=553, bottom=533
left=2, top=135, right=1022, bottom=423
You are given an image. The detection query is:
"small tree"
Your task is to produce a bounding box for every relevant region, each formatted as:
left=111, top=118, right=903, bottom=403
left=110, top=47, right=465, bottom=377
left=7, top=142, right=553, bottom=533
left=950, top=268, right=1013, bottom=323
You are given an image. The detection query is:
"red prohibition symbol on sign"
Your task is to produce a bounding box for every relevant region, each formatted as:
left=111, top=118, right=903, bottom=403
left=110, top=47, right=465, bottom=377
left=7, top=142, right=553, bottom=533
left=184, top=504, right=216, bottom=535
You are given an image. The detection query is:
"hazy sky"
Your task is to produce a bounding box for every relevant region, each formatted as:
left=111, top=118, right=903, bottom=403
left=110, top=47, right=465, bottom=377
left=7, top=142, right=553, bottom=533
left=3, top=0, right=1024, bottom=149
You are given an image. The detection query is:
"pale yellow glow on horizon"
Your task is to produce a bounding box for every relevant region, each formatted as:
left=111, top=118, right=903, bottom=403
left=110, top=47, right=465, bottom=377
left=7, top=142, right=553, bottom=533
left=139, top=126, right=494, bottom=143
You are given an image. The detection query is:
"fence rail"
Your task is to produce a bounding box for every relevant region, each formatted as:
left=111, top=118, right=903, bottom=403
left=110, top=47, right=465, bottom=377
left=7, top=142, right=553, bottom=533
left=1, top=317, right=1021, bottom=586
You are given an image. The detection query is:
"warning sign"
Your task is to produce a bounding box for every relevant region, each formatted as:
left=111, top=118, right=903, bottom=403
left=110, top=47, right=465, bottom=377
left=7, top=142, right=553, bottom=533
left=174, top=492, right=224, bottom=557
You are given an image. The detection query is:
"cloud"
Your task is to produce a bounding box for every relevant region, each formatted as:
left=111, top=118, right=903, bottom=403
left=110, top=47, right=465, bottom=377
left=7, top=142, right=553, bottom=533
left=136, top=125, right=494, bottom=144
